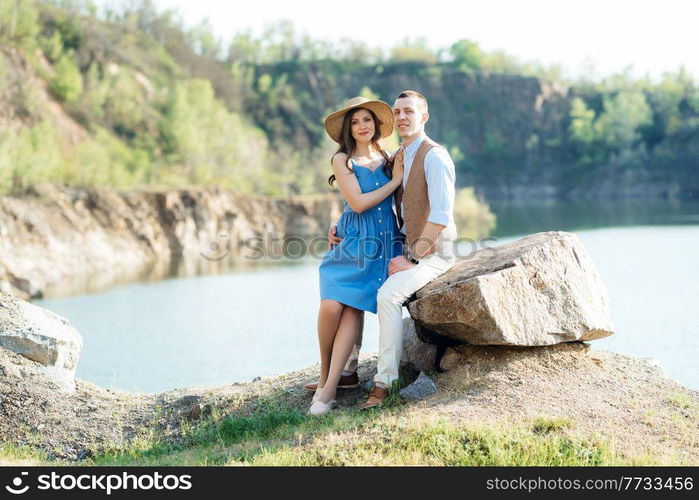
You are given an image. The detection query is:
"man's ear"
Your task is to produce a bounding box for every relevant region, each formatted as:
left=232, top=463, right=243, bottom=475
left=422, top=112, right=430, bottom=124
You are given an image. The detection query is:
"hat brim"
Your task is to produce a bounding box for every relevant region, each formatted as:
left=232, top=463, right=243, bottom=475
left=324, top=100, right=394, bottom=143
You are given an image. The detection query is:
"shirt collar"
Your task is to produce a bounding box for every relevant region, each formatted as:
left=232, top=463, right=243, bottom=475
left=402, top=131, right=427, bottom=158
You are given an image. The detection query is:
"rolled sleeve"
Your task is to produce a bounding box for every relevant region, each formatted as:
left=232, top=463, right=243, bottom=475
left=424, top=148, right=455, bottom=227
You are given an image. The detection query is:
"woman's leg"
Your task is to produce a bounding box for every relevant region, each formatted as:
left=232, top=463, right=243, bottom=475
left=317, top=299, right=344, bottom=389
left=317, top=305, right=362, bottom=404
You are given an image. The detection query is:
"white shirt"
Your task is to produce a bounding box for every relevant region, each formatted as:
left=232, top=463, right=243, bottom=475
left=400, top=131, right=456, bottom=231
left=397, top=131, right=457, bottom=260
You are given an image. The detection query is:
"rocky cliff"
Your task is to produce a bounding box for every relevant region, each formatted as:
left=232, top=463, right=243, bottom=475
left=0, top=184, right=343, bottom=299
left=248, top=62, right=699, bottom=201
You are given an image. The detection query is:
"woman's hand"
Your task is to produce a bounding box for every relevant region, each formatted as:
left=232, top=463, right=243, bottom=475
left=391, top=150, right=405, bottom=186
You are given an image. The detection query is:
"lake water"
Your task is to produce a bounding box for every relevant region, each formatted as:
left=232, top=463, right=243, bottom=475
left=35, top=200, right=699, bottom=393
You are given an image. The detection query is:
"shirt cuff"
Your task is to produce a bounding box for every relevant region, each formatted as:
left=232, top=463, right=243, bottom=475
left=427, top=211, right=450, bottom=227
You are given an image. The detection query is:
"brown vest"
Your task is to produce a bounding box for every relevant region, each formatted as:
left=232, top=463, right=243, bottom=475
left=394, top=138, right=445, bottom=258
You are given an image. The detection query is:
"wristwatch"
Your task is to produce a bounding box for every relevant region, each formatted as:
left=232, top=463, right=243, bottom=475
left=404, top=249, right=420, bottom=265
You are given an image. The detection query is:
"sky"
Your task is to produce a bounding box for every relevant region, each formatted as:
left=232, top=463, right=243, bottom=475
left=105, top=0, right=699, bottom=82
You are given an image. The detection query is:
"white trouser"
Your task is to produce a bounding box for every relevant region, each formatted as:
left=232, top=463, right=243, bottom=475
left=373, top=252, right=454, bottom=387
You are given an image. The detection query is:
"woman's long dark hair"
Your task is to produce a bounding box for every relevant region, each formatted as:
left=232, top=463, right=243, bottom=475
left=328, top=107, right=393, bottom=186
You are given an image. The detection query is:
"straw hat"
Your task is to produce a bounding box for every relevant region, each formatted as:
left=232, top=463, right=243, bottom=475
left=324, top=96, right=394, bottom=143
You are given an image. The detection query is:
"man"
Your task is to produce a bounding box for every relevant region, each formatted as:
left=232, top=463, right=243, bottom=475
left=306, top=90, right=457, bottom=409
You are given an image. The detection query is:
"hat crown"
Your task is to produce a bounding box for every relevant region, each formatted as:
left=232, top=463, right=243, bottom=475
left=344, top=96, right=371, bottom=108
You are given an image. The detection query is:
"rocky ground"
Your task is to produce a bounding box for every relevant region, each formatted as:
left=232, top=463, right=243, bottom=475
left=1, top=342, right=697, bottom=464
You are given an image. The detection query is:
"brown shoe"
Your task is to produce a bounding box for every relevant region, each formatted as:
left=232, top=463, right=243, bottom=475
left=360, top=385, right=388, bottom=410
left=304, top=372, right=360, bottom=392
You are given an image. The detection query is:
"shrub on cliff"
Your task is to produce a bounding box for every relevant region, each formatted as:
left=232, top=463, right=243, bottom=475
left=453, top=187, right=497, bottom=239
left=49, top=51, right=83, bottom=102
left=0, top=0, right=40, bottom=48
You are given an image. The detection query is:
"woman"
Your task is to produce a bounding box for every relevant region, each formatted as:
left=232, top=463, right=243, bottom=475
left=309, top=96, right=404, bottom=416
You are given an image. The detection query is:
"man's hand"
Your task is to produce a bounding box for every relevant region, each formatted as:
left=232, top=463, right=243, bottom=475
left=328, top=224, right=342, bottom=250
left=388, top=255, right=416, bottom=276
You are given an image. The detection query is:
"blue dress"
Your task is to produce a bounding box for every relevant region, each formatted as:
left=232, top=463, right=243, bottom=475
left=319, top=159, right=403, bottom=313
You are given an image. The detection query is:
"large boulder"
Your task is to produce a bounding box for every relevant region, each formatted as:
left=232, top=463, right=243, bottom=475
left=408, top=231, right=614, bottom=346
left=0, top=291, right=82, bottom=391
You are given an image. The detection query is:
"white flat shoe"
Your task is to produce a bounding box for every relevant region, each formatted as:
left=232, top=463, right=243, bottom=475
left=308, top=398, right=336, bottom=416
left=312, top=387, right=324, bottom=403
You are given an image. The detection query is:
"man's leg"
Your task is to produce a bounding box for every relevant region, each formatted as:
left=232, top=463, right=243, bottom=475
left=373, top=254, right=454, bottom=390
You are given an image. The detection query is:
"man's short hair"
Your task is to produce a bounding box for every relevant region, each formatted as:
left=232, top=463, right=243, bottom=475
left=397, top=90, right=428, bottom=113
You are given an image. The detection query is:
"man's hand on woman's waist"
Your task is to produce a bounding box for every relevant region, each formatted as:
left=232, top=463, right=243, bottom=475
left=328, top=224, right=342, bottom=250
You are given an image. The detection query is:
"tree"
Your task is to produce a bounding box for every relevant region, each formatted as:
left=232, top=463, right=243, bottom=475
left=595, top=90, right=653, bottom=152
left=449, top=39, right=483, bottom=70
left=50, top=51, right=83, bottom=102
left=227, top=31, right=261, bottom=64
left=390, top=38, right=437, bottom=64
left=187, top=18, right=220, bottom=59
left=0, top=0, right=40, bottom=46
left=568, top=97, right=596, bottom=145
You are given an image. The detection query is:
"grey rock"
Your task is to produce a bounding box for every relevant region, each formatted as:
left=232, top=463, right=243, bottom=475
left=0, top=280, right=12, bottom=295
left=36, top=365, right=76, bottom=393
left=173, top=395, right=202, bottom=407
left=182, top=404, right=202, bottom=420
left=0, top=291, right=82, bottom=391
left=400, top=318, right=438, bottom=373
left=438, top=347, right=464, bottom=371
left=399, top=372, right=438, bottom=400
left=641, top=358, right=669, bottom=378
left=408, top=231, right=614, bottom=346
left=13, top=277, right=42, bottom=299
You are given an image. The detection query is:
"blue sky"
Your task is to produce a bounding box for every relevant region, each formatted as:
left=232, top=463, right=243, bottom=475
left=100, top=0, right=698, bottom=82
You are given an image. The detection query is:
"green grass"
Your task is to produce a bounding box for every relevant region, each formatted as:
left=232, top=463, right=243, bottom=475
left=6, top=383, right=690, bottom=466
left=668, top=392, right=693, bottom=410
left=0, top=404, right=669, bottom=466
left=532, top=416, right=574, bottom=434
left=0, top=442, right=52, bottom=464
left=82, top=388, right=636, bottom=466
left=243, top=420, right=615, bottom=466
left=89, top=392, right=407, bottom=466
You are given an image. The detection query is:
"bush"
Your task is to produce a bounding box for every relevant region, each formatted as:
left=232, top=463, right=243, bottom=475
left=73, top=127, right=151, bottom=188
left=0, top=121, right=64, bottom=194
left=0, top=0, right=40, bottom=48
left=453, top=187, right=497, bottom=239
left=162, top=79, right=269, bottom=189
left=50, top=51, right=83, bottom=102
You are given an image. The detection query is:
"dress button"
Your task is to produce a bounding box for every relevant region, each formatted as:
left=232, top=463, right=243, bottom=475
left=378, top=207, right=381, bottom=211
left=379, top=278, right=382, bottom=281
left=380, top=232, right=383, bottom=235
left=375, top=182, right=379, bottom=186
left=378, top=220, right=382, bottom=223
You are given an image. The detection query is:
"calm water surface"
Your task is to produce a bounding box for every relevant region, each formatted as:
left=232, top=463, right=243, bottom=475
left=35, top=200, right=699, bottom=392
